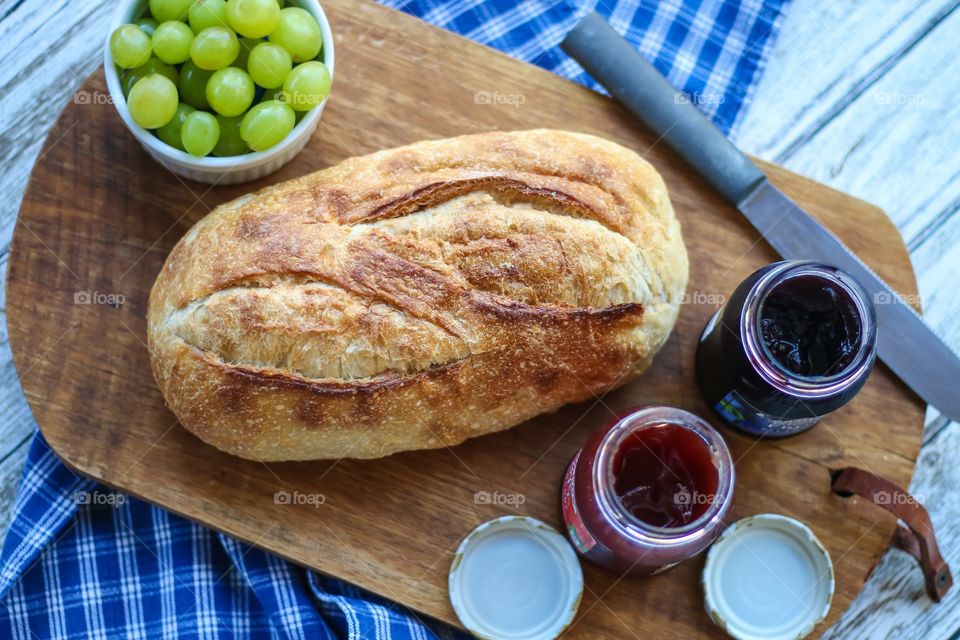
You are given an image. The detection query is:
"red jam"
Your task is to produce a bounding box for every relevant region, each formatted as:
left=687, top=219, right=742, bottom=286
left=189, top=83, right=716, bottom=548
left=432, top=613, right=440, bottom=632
left=612, top=424, right=719, bottom=528
left=561, top=407, right=734, bottom=576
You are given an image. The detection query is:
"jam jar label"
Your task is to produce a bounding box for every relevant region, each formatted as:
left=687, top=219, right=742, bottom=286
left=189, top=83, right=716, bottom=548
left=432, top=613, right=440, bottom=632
left=561, top=452, right=597, bottom=554
left=716, top=390, right=819, bottom=436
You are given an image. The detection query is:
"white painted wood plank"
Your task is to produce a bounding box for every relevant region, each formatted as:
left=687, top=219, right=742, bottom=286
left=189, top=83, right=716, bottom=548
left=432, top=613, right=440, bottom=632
left=767, top=8, right=960, bottom=248
left=0, top=0, right=113, bottom=247
left=733, top=0, right=960, bottom=161
left=0, top=439, right=31, bottom=543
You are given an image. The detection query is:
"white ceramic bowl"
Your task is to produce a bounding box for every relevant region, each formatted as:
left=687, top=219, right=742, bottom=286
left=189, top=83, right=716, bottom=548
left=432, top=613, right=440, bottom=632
left=104, top=0, right=334, bottom=185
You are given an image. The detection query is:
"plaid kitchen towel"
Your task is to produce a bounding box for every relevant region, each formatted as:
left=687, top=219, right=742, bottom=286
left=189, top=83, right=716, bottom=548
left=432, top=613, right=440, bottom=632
left=0, top=1, right=790, bottom=638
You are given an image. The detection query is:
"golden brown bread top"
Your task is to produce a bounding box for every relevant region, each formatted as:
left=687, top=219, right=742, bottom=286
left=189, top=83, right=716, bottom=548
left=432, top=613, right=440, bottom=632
left=147, top=129, right=688, bottom=460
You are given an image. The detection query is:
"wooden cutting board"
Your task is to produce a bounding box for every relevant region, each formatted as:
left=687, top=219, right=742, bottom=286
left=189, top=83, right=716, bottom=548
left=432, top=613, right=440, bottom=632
left=7, top=0, right=925, bottom=636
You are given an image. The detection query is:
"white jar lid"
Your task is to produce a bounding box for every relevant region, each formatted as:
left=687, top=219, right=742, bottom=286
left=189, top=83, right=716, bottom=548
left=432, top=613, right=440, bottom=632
left=449, top=516, right=583, bottom=640
left=702, top=513, right=835, bottom=640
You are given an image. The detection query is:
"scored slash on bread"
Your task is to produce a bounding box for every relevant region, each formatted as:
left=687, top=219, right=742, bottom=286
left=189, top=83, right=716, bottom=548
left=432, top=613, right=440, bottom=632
left=147, top=129, right=689, bottom=461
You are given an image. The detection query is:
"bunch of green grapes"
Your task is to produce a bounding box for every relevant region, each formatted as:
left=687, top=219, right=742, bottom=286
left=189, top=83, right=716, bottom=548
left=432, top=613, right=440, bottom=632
left=110, top=0, right=331, bottom=156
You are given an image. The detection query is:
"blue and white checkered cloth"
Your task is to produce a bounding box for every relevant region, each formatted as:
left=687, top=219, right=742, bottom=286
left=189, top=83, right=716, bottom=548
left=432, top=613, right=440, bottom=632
left=0, top=1, right=789, bottom=637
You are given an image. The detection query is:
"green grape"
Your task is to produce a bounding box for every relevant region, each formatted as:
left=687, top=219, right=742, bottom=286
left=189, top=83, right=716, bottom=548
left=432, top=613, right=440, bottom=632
left=188, top=0, right=229, bottom=33
left=227, top=0, right=281, bottom=38
left=268, top=8, right=322, bottom=62
left=234, top=37, right=261, bottom=70
left=213, top=114, right=249, bottom=156
left=181, top=111, right=220, bottom=156
left=282, top=61, right=330, bottom=111
left=152, top=21, right=194, bottom=64
left=190, top=26, right=239, bottom=70
left=136, top=18, right=159, bottom=37
left=248, top=42, right=291, bottom=89
left=240, top=100, right=295, bottom=151
left=155, top=102, right=196, bottom=149
left=179, top=60, right=214, bottom=109
left=128, top=74, right=179, bottom=129
left=122, top=57, right=178, bottom=96
left=110, top=25, right=153, bottom=69
left=206, top=67, right=255, bottom=116
left=149, top=0, right=193, bottom=22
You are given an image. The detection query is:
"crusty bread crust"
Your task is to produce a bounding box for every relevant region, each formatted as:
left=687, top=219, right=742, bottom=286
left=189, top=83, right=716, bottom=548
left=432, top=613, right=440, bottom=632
left=147, top=129, right=688, bottom=461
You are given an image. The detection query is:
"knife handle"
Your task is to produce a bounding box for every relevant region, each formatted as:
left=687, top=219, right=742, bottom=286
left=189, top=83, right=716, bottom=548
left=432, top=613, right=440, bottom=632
left=561, top=12, right=765, bottom=205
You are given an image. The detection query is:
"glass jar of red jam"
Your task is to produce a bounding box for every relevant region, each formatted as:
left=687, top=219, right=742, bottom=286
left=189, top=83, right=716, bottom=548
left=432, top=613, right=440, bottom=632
left=696, top=261, right=877, bottom=437
left=561, top=406, right=734, bottom=575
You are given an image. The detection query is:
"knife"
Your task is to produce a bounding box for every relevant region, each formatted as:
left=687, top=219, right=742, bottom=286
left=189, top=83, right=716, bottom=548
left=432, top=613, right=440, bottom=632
left=561, top=12, right=960, bottom=422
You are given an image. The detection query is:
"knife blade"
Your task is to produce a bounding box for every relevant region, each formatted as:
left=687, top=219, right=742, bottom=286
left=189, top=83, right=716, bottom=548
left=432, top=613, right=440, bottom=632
left=562, top=12, right=960, bottom=421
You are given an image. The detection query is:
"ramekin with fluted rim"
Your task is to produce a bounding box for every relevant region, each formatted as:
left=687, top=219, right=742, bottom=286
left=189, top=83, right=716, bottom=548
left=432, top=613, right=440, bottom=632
left=103, top=0, right=334, bottom=185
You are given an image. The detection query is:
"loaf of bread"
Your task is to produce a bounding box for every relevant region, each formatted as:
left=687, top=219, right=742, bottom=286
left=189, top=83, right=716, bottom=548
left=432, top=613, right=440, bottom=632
left=147, top=129, right=688, bottom=461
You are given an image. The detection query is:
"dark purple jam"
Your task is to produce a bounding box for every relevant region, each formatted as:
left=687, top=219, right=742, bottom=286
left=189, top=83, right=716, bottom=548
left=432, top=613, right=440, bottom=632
left=759, top=275, right=862, bottom=378
left=695, top=262, right=877, bottom=438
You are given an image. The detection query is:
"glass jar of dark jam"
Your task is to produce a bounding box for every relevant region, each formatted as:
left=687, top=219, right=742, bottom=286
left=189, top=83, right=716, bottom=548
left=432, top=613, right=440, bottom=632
left=561, top=406, right=734, bottom=575
left=696, top=261, right=877, bottom=437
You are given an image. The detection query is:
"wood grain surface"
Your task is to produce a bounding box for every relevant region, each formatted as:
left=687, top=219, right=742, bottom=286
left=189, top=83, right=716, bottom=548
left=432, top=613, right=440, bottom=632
left=4, top=0, right=929, bottom=637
